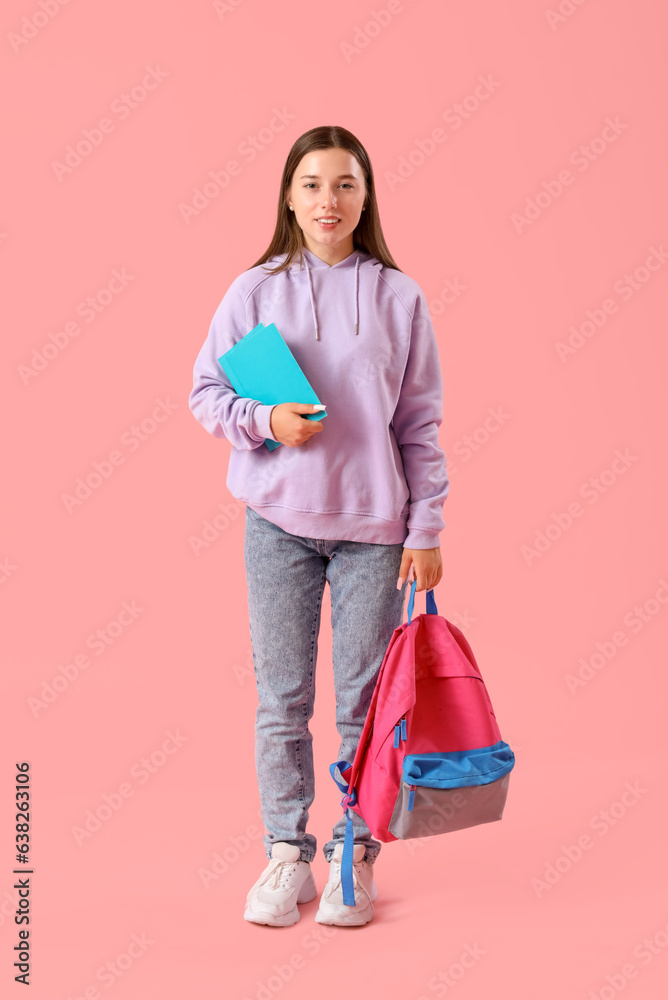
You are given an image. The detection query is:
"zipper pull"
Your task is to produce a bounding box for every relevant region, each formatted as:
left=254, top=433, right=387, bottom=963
left=400, top=717, right=407, bottom=742
left=407, top=784, right=416, bottom=812
left=393, top=724, right=400, bottom=749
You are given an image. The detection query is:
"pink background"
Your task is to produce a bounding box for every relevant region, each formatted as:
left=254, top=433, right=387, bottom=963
left=2, top=1, right=667, bottom=997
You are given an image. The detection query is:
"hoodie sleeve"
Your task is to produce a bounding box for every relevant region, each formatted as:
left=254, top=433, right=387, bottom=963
left=392, top=289, right=450, bottom=549
left=188, top=277, right=278, bottom=449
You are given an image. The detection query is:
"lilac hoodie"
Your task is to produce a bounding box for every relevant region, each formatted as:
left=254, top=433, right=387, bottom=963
left=188, top=246, right=449, bottom=549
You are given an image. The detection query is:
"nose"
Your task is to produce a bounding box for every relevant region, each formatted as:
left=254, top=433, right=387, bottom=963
left=320, top=187, right=337, bottom=208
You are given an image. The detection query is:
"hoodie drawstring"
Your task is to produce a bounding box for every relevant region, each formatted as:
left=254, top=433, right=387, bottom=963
left=304, top=253, right=319, bottom=341
left=354, top=255, right=360, bottom=336
left=303, top=252, right=360, bottom=340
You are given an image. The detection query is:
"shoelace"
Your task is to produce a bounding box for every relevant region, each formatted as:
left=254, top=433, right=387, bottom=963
left=261, top=860, right=303, bottom=892
left=328, top=857, right=368, bottom=898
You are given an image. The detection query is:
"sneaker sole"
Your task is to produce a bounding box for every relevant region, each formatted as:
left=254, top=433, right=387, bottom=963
left=243, top=876, right=317, bottom=927
left=244, top=906, right=302, bottom=927
left=314, top=900, right=374, bottom=925
left=314, top=880, right=377, bottom=926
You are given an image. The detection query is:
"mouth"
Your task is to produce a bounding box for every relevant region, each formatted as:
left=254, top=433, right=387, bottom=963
left=316, top=218, right=341, bottom=227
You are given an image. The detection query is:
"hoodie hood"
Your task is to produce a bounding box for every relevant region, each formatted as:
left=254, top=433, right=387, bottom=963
left=290, top=246, right=370, bottom=340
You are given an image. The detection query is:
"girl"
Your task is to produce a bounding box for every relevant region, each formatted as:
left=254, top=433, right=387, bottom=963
left=189, top=125, right=449, bottom=928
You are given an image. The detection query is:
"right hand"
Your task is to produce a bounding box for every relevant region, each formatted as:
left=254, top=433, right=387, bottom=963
left=269, top=402, right=325, bottom=448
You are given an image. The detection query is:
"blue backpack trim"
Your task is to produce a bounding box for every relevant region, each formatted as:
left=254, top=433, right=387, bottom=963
left=407, top=580, right=438, bottom=623
left=329, top=760, right=358, bottom=905
left=402, top=740, right=515, bottom=791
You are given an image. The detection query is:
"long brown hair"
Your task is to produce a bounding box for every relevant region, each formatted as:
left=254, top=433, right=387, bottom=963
left=247, top=125, right=402, bottom=275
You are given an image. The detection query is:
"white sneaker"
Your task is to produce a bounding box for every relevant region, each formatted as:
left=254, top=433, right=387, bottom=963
left=314, top=842, right=378, bottom=926
left=244, top=842, right=317, bottom=927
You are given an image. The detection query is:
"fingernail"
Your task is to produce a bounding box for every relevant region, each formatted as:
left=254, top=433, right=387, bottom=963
left=313, top=404, right=326, bottom=410
left=396, top=576, right=404, bottom=590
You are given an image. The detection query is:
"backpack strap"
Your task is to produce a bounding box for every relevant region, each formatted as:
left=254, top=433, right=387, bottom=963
left=407, top=579, right=438, bottom=624
left=329, top=760, right=358, bottom=906
left=327, top=583, right=439, bottom=905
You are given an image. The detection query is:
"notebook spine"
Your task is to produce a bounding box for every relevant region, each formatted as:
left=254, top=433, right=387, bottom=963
left=221, top=356, right=247, bottom=398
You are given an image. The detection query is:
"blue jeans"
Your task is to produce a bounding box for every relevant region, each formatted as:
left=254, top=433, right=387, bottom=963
left=243, top=504, right=409, bottom=866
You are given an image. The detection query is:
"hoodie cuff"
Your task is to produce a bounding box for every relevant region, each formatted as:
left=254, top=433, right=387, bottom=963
left=403, top=528, right=442, bottom=550
left=250, top=403, right=278, bottom=443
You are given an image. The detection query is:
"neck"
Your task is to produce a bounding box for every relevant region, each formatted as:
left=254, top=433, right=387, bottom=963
left=302, top=239, right=355, bottom=267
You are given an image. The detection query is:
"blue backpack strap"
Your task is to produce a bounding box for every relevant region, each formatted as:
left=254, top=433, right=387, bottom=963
left=406, top=579, right=438, bottom=624
left=329, top=761, right=358, bottom=906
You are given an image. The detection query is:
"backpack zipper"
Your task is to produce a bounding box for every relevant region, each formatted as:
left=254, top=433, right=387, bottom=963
left=393, top=716, right=415, bottom=809
left=392, top=715, right=408, bottom=748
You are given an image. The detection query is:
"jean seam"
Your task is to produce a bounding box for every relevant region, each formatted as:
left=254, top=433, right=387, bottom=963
left=296, top=566, right=326, bottom=810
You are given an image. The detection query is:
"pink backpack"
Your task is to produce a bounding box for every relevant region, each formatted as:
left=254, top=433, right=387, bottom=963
left=329, top=580, right=515, bottom=905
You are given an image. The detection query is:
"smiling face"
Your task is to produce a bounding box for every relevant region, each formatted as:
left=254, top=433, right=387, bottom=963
left=287, top=147, right=367, bottom=263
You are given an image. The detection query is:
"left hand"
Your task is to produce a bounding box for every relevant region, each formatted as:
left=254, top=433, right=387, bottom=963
left=398, top=546, right=443, bottom=593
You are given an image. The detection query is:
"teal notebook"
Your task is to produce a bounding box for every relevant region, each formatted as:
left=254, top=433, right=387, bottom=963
left=218, top=322, right=327, bottom=451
